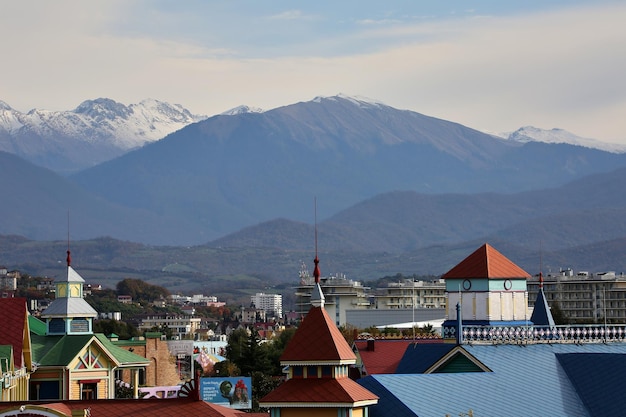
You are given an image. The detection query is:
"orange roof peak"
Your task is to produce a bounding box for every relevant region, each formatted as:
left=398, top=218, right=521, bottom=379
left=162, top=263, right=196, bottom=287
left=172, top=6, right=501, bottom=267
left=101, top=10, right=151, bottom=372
left=281, top=306, right=355, bottom=364
left=442, top=243, right=531, bottom=280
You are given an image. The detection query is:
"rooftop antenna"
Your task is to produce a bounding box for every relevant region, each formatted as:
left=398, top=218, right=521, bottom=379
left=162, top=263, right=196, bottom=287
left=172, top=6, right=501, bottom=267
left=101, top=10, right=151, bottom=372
left=310, top=197, right=325, bottom=308
left=313, top=197, right=320, bottom=284
left=66, top=210, right=71, bottom=267
left=539, top=240, right=543, bottom=290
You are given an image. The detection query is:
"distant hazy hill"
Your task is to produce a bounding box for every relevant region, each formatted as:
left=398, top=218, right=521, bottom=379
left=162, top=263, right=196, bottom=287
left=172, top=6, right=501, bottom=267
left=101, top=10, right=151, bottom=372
left=68, top=95, right=626, bottom=245
left=0, top=98, right=206, bottom=173
left=0, top=151, right=184, bottom=243
left=209, top=166, right=626, bottom=253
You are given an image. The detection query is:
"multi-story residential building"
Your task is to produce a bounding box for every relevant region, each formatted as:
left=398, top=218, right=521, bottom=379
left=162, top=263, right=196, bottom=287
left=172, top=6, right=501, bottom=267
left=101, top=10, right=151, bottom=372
left=527, top=269, right=626, bottom=323
left=168, top=294, right=225, bottom=308
left=0, top=266, right=18, bottom=297
left=138, top=314, right=202, bottom=339
left=251, top=292, right=283, bottom=319
left=374, top=279, right=446, bottom=309
left=295, top=268, right=370, bottom=326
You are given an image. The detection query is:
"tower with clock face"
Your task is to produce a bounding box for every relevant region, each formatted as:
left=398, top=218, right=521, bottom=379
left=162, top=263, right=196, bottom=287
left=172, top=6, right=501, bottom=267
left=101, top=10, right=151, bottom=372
left=441, top=244, right=531, bottom=341
left=40, top=250, right=98, bottom=335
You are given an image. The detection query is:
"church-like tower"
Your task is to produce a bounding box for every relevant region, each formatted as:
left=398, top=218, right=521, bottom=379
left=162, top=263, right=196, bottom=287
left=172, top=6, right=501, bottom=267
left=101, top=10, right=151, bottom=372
left=442, top=243, right=531, bottom=341
left=40, top=250, right=98, bottom=335
left=260, top=255, right=378, bottom=415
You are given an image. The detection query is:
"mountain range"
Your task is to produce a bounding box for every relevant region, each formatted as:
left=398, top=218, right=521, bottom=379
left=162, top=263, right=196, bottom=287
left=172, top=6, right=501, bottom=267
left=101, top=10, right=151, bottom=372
left=1, top=95, right=626, bottom=292
left=0, top=98, right=206, bottom=174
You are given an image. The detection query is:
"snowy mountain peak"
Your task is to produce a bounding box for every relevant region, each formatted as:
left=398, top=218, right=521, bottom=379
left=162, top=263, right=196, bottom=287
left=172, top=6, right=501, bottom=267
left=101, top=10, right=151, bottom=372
left=313, top=93, right=387, bottom=109
left=0, top=100, right=13, bottom=111
left=0, top=97, right=208, bottom=173
left=75, top=98, right=133, bottom=120
left=220, top=105, right=265, bottom=116
left=495, top=126, right=626, bottom=154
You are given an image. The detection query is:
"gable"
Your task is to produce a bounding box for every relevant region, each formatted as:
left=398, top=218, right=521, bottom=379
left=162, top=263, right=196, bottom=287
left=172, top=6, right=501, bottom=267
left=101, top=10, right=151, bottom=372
left=432, top=353, right=485, bottom=373
left=425, top=346, right=491, bottom=374
left=70, top=343, right=111, bottom=371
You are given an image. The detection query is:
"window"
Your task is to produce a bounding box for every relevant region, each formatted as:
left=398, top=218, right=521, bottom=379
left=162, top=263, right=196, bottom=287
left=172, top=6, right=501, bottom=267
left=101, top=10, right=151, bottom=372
left=81, top=382, right=98, bottom=400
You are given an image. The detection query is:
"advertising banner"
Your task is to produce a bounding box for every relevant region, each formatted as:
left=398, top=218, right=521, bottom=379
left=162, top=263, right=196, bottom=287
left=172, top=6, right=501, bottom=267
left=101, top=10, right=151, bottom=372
left=200, top=376, right=252, bottom=409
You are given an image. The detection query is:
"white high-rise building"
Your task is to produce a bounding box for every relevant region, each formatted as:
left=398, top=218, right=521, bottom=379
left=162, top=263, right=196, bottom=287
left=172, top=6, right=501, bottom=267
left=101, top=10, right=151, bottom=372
left=251, top=293, right=283, bottom=319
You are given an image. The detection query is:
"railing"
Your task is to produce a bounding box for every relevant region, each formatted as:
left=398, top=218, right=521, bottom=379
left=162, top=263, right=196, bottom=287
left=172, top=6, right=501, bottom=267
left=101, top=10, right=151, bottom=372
left=444, top=324, right=626, bottom=344
left=138, top=385, right=181, bottom=399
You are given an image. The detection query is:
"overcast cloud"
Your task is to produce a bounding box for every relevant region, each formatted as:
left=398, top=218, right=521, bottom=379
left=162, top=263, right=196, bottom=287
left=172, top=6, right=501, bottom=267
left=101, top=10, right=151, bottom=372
left=2, top=1, right=625, bottom=143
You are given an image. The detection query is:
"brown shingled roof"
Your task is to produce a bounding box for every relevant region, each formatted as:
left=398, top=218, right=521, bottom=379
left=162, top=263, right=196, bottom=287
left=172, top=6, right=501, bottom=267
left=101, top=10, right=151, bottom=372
left=0, top=399, right=261, bottom=417
left=281, top=306, right=356, bottom=364
left=260, top=377, right=378, bottom=405
left=0, top=297, right=30, bottom=369
left=442, top=243, right=531, bottom=279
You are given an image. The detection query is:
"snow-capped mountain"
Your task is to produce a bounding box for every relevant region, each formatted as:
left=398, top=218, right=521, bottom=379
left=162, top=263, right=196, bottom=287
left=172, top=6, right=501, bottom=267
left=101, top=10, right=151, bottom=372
left=494, top=126, right=626, bottom=154
left=220, top=105, right=264, bottom=115
left=0, top=98, right=207, bottom=173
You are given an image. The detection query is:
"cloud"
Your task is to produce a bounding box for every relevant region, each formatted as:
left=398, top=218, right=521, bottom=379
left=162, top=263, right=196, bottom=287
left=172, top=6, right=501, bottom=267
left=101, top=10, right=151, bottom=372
left=267, top=10, right=314, bottom=21
left=1, top=1, right=625, bottom=144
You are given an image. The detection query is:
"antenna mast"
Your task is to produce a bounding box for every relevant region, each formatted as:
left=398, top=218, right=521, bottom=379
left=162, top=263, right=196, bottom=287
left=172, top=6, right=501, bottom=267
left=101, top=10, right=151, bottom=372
left=66, top=210, right=71, bottom=267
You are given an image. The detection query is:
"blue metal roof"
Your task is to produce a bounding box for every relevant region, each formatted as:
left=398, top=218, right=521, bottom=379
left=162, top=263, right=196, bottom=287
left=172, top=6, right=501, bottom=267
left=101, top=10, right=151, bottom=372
left=557, top=353, right=626, bottom=417
left=359, top=343, right=626, bottom=416
left=530, top=288, right=555, bottom=326
left=395, top=343, right=455, bottom=374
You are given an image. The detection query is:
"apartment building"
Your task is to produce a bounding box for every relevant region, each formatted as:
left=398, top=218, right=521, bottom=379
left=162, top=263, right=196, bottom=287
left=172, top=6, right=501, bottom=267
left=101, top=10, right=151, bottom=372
left=138, top=314, right=202, bottom=339
left=374, top=279, right=446, bottom=309
left=527, top=269, right=626, bottom=323
left=251, top=292, right=283, bottom=319
left=295, top=272, right=371, bottom=326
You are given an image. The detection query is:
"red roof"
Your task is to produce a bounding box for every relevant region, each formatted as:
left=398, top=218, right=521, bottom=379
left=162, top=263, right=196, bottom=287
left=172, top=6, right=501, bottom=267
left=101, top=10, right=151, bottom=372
left=0, top=399, right=264, bottom=417
left=0, top=297, right=29, bottom=368
left=353, top=339, right=413, bottom=375
left=260, top=377, right=378, bottom=405
left=281, top=306, right=355, bottom=363
left=442, top=243, right=531, bottom=279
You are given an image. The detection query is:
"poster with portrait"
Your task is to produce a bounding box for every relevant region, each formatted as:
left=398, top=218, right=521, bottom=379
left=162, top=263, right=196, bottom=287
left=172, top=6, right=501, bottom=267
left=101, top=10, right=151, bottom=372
left=200, top=376, right=252, bottom=409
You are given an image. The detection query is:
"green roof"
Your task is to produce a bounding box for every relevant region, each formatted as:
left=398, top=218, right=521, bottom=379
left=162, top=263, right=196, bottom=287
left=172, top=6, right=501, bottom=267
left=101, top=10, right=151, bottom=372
left=31, top=334, right=63, bottom=363
left=38, top=334, right=94, bottom=366
left=94, top=334, right=150, bottom=366
left=28, top=315, right=47, bottom=336
left=0, top=346, right=13, bottom=372
left=31, top=333, right=149, bottom=367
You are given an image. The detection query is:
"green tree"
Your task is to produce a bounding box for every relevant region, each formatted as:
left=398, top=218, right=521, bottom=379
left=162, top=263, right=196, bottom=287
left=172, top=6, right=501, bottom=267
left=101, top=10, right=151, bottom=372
left=239, top=328, right=271, bottom=376
left=550, top=301, right=568, bottom=325
left=225, top=328, right=249, bottom=368
left=264, top=327, right=296, bottom=375
left=116, top=278, right=170, bottom=304
left=250, top=371, right=281, bottom=412
left=93, top=319, right=139, bottom=340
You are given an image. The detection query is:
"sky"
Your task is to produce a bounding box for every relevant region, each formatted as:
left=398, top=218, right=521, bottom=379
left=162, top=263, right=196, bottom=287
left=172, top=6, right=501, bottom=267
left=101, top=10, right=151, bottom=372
left=2, top=0, right=626, bottom=143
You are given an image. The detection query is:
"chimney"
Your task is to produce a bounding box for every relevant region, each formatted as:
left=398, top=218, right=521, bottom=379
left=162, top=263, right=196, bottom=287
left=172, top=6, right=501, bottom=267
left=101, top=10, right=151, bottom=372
left=367, top=338, right=375, bottom=351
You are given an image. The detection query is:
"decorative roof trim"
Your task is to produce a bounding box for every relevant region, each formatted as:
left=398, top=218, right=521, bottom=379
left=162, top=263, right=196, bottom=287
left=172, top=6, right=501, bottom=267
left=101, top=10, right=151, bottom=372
left=280, top=360, right=356, bottom=366
left=259, top=400, right=378, bottom=408
left=424, top=345, right=492, bottom=374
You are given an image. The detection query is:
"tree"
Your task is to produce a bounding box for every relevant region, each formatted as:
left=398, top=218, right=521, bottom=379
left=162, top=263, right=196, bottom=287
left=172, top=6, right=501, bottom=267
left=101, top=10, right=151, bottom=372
left=116, top=278, right=170, bottom=304
left=550, top=301, right=568, bottom=325
left=225, top=328, right=249, bottom=367
left=264, top=327, right=296, bottom=375
left=93, top=319, right=139, bottom=340
left=250, top=371, right=281, bottom=412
